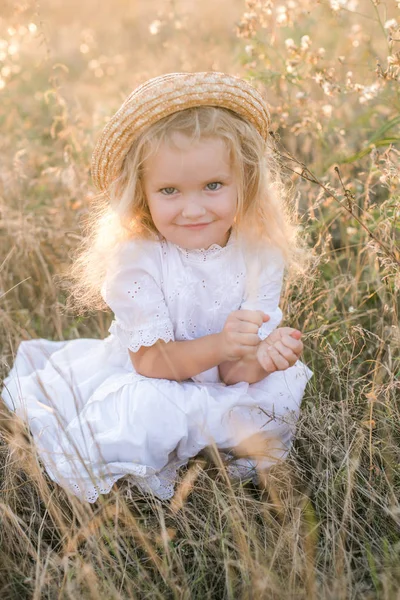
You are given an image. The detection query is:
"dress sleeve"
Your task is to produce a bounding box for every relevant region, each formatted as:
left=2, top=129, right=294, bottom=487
left=101, top=239, right=175, bottom=352
left=240, top=246, right=285, bottom=341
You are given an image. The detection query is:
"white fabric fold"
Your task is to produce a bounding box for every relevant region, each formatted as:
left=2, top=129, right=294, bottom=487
left=1, top=233, right=313, bottom=503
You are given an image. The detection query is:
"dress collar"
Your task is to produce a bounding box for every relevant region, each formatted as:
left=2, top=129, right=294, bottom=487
left=172, top=228, right=237, bottom=262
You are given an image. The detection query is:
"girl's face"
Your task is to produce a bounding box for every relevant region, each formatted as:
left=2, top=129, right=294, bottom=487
left=142, top=132, right=238, bottom=249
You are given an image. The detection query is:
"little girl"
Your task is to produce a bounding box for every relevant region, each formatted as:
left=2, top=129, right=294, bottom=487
left=1, top=72, right=313, bottom=503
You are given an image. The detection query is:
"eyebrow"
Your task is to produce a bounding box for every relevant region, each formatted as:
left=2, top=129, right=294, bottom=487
left=154, top=174, right=232, bottom=187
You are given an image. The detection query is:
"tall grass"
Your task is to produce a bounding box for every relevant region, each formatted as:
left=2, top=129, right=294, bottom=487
left=0, top=0, right=399, bottom=598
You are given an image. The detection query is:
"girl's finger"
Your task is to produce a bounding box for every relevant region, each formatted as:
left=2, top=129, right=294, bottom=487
left=277, top=327, right=301, bottom=336
left=267, top=347, right=290, bottom=371
left=290, top=330, right=302, bottom=340
left=281, top=334, right=303, bottom=353
left=236, top=322, right=261, bottom=334
left=237, top=310, right=269, bottom=327
left=236, top=333, right=262, bottom=347
left=272, top=341, right=298, bottom=365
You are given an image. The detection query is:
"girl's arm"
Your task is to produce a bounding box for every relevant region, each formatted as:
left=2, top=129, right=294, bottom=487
left=218, top=355, right=271, bottom=386
left=130, top=333, right=226, bottom=381
left=219, top=328, right=304, bottom=385
left=222, top=247, right=285, bottom=385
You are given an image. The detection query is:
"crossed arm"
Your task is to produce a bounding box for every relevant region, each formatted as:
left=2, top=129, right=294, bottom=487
left=218, top=353, right=266, bottom=385
left=129, top=333, right=271, bottom=386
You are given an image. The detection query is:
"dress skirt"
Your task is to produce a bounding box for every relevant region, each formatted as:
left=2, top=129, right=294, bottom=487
left=1, top=333, right=313, bottom=503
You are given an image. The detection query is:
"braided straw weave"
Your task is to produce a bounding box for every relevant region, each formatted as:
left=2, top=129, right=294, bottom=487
left=91, top=71, right=271, bottom=192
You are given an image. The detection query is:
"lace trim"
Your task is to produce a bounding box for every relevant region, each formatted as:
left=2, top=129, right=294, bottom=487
left=63, top=460, right=186, bottom=503
left=66, top=473, right=175, bottom=503
left=171, top=228, right=236, bottom=262
left=70, top=475, right=121, bottom=503
left=109, top=319, right=174, bottom=352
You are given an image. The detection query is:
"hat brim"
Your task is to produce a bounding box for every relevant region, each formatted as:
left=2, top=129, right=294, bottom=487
left=91, top=71, right=271, bottom=193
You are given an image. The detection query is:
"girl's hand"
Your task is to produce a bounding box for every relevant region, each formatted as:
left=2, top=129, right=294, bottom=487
left=219, top=310, right=270, bottom=361
left=256, top=327, right=303, bottom=374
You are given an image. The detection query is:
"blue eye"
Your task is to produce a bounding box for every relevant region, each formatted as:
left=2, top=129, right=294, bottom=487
left=206, top=182, right=222, bottom=191
left=160, top=182, right=223, bottom=194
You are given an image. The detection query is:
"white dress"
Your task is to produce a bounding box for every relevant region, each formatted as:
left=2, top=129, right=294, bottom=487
left=1, top=230, right=313, bottom=502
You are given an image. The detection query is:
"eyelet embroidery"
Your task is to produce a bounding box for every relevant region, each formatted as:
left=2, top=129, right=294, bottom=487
left=109, top=320, right=174, bottom=353
left=171, top=229, right=236, bottom=263
left=67, top=463, right=182, bottom=503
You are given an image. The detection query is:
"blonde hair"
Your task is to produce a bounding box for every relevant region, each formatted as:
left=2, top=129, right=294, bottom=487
left=61, top=106, right=312, bottom=314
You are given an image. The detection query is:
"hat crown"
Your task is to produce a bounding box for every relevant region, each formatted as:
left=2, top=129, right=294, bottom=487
left=91, top=71, right=271, bottom=192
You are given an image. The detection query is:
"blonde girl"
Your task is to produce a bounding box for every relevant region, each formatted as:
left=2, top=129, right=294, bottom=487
left=1, top=72, right=313, bottom=503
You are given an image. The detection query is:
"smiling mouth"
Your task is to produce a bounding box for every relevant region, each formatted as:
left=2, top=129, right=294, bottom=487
left=182, top=223, right=211, bottom=228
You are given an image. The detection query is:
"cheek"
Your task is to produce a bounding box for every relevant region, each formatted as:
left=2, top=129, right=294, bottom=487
left=148, top=198, right=177, bottom=223
left=217, top=190, right=237, bottom=217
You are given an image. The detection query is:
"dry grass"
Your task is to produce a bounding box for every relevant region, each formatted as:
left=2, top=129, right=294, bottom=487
left=0, top=0, right=399, bottom=598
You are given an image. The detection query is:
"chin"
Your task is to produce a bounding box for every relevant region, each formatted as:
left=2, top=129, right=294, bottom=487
left=179, top=238, right=212, bottom=250
left=160, top=224, right=230, bottom=249
left=169, top=229, right=209, bottom=248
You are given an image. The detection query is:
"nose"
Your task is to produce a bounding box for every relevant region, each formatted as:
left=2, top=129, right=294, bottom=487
left=181, top=195, right=207, bottom=219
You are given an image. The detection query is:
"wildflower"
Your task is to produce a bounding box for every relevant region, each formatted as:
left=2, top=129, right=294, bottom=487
left=384, top=19, right=398, bottom=30
left=285, top=38, right=296, bottom=50
left=322, top=81, right=333, bottom=95
left=314, top=72, right=324, bottom=84
left=276, top=6, right=288, bottom=25
left=359, top=82, right=380, bottom=104
left=330, top=0, right=358, bottom=10
left=387, top=53, right=400, bottom=66
left=322, top=104, right=333, bottom=117
left=286, top=61, right=296, bottom=74
left=301, top=35, right=311, bottom=50
left=295, top=92, right=308, bottom=104
left=243, top=11, right=257, bottom=21
left=8, top=43, right=18, bottom=55
left=149, top=20, right=162, bottom=35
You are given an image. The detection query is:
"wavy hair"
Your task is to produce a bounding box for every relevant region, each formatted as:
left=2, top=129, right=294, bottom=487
left=61, top=105, right=312, bottom=314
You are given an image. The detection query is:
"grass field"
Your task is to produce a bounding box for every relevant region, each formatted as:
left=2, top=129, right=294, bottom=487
left=0, top=0, right=399, bottom=598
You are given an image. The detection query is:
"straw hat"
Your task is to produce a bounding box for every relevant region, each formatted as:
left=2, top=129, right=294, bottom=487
left=91, top=71, right=271, bottom=193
